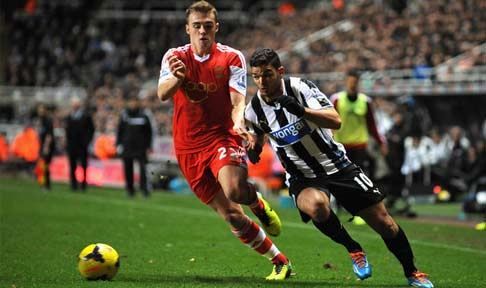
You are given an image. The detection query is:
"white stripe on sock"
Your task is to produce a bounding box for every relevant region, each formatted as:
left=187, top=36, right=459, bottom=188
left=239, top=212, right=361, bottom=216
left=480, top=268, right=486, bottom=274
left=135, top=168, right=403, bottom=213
left=264, top=244, right=280, bottom=260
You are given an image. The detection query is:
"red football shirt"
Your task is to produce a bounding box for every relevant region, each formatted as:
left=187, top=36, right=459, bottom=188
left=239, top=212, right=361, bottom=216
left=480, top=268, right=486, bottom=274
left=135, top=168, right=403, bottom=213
left=159, top=43, right=247, bottom=153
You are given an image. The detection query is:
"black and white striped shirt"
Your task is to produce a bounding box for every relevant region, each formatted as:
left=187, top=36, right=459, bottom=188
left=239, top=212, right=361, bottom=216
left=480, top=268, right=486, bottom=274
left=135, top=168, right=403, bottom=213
left=245, top=77, right=351, bottom=180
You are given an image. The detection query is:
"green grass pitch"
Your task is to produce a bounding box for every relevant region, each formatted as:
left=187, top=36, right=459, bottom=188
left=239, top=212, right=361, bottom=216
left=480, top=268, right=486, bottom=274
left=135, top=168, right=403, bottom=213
left=1, top=177, right=485, bottom=287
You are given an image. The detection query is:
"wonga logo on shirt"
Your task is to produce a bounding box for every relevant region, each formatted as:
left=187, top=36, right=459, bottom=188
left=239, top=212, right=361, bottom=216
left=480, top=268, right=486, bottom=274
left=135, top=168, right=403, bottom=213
left=270, top=119, right=311, bottom=145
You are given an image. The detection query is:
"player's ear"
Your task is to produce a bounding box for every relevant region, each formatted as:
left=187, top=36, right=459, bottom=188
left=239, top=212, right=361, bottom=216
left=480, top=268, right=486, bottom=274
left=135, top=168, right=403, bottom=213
left=186, top=24, right=190, bottom=35
left=278, top=66, right=285, bottom=77
left=215, top=22, right=219, bottom=33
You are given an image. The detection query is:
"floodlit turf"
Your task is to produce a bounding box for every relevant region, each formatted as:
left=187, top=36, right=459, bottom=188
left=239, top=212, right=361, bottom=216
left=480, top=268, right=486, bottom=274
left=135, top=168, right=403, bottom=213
left=1, top=177, right=485, bottom=287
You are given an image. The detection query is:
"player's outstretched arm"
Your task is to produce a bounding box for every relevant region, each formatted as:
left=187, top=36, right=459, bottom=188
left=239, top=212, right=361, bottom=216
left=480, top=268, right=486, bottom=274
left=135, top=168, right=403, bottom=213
left=277, top=95, right=341, bottom=129
left=231, top=91, right=251, bottom=141
left=157, top=77, right=183, bottom=101
left=304, top=107, right=342, bottom=130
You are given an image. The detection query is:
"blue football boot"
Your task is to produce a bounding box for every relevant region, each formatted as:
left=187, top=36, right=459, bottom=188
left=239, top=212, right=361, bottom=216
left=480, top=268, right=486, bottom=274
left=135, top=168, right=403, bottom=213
left=349, top=251, right=371, bottom=280
left=407, top=271, right=434, bottom=287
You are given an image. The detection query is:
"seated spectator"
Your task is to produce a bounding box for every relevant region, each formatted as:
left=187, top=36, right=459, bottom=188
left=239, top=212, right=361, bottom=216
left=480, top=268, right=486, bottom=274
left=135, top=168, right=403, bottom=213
left=427, top=128, right=448, bottom=166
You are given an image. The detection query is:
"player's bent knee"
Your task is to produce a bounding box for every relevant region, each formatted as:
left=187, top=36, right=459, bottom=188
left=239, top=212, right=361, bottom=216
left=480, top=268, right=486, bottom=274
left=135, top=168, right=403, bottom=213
left=379, top=216, right=399, bottom=238
left=226, top=186, right=255, bottom=205
left=306, top=201, right=330, bottom=222
left=228, top=192, right=251, bottom=205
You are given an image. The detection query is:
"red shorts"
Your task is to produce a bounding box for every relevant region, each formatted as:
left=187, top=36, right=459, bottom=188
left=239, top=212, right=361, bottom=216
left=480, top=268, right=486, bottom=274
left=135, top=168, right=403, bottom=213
left=176, top=135, right=247, bottom=204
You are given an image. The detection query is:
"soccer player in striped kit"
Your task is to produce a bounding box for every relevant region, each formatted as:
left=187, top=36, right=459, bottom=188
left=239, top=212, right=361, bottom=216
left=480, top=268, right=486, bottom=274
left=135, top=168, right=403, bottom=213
left=157, top=1, right=290, bottom=280
left=244, top=48, right=433, bottom=288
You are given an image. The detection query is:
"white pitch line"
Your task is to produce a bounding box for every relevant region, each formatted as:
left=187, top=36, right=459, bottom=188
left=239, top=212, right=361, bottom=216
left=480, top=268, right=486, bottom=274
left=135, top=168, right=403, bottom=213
left=283, top=221, right=486, bottom=255
left=61, top=192, right=486, bottom=255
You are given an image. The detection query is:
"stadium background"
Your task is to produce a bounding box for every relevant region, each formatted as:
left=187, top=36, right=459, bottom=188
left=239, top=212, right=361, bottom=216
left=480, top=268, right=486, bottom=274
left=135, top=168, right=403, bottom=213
left=1, top=1, right=486, bottom=287
left=0, top=0, right=485, bottom=193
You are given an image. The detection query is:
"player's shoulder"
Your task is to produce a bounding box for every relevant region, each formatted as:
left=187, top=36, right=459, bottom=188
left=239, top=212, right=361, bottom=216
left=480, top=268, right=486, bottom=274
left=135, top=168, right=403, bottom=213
left=287, top=76, right=303, bottom=88
left=216, top=43, right=245, bottom=58
left=173, top=44, right=191, bottom=53
left=359, top=92, right=372, bottom=102
left=163, top=44, right=190, bottom=58
left=287, top=76, right=318, bottom=93
left=216, top=42, right=240, bottom=53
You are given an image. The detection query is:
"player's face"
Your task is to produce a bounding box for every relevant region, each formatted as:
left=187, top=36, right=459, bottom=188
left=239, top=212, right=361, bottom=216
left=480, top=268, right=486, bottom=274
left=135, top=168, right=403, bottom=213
left=345, top=75, right=359, bottom=94
left=186, top=12, right=219, bottom=55
left=251, top=64, right=284, bottom=100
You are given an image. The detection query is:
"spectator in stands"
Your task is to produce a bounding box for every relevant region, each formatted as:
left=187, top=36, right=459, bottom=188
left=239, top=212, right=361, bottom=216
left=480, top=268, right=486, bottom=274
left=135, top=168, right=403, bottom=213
left=65, top=97, right=95, bottom=191
left=35, top=104, right=56, bottom=191
left=384, top=111, right=414, bottom=216
left=6, top=0, right=485, bottom=87
left=440, top=126, right=471, bottom=199
left=427, top=128, right=448, bottom=167
left=116, top=96, right=153, bottom=198
left=396, top=95, right=432, bottom=138
left=331, top=69, right=388, bottom=179
left=401, top=131, right=432, bottom=181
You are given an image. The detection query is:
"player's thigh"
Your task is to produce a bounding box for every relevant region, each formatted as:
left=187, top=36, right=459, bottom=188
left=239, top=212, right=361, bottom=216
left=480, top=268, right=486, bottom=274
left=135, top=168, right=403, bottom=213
left=218, top=165, right=248, bottom=193
left=329, top=164, right=385, bottom=215
left=176, top=152, right=221, bottom=204
left=289, top=177, right=332, bottom=222
left=208, top=136, right=248, bottom=197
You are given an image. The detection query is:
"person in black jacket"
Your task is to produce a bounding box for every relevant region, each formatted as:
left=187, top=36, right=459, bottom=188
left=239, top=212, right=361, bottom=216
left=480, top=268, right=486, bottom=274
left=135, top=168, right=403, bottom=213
left=65, top=97, right=95, bottom=191
left=116, top=96, right=153, bottom=197
left=36, top=103, right=56, bottom=191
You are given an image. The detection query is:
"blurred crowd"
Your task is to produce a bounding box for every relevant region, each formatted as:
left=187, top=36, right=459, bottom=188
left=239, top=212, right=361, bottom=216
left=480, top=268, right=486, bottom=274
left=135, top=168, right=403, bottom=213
left=2, top=0, right=485, bottom=201
left=228, top=0, right=485, bottom=74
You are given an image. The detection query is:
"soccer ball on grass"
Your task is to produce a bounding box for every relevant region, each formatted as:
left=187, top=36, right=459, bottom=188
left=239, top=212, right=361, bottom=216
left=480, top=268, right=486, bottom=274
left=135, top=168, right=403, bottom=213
left=78, top=243, right=120, bottom=280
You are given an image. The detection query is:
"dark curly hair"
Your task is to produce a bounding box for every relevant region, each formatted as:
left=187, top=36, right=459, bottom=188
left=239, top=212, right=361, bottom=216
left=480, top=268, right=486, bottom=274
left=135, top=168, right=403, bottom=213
left=249, top=48, right=281, bottom=69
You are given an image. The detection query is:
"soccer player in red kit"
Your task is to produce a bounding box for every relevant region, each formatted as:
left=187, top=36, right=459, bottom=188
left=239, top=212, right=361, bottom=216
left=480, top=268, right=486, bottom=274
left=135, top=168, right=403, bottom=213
left=157, top=1, right=291, bottom=280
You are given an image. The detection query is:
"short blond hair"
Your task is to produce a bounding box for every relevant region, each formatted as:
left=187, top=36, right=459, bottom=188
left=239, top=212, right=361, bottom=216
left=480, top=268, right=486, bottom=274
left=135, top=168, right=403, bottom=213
left=186, top=1, right=218, bottom=22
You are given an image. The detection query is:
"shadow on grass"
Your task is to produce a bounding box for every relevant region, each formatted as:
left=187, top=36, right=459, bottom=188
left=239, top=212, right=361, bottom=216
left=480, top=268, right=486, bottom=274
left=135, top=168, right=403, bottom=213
left=119, top=273, right=396, bottom=287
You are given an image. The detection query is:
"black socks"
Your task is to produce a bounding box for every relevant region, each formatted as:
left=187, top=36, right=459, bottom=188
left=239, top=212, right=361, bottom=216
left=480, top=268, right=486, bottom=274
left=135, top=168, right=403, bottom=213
left=312, top=210, right=362, bottom=253
left=382, top=226, right=417, bottom=277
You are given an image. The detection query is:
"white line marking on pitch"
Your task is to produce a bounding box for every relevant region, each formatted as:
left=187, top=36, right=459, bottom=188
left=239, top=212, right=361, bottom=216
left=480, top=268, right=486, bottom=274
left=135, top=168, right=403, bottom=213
left=62, top=192, right=486, bottom=255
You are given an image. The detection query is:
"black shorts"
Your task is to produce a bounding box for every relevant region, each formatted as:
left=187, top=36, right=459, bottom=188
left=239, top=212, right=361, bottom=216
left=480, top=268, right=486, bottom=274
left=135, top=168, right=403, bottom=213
left=288, top=164, right=385, bottom=222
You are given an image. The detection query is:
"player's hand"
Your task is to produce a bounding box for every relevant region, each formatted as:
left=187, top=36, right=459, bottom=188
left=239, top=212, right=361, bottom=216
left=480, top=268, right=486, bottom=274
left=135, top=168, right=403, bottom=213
left=168, top=55, right=186, bottom=80
left=247, top=143, right=262, bottom=164
left=233, top=121, right=255, bottom=145
left=277, top=95, right=305, bottom=117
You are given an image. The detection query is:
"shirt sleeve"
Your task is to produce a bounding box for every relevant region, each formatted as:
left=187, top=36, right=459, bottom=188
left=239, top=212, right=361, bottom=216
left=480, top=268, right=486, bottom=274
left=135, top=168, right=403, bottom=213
left=158, top=48, right=177, bottom=86
left=244, top=104, right=265, bottom=136
left=365, top=99, right=387, bottom=145
left=228, top=50, right=247, bottom=96
left=299, top=78, right=333, bottom=109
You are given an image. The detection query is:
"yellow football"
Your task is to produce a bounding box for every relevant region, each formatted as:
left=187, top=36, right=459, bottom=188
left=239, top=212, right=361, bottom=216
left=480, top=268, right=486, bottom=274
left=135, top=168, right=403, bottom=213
left=78, top=243, right=120, bottom=280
